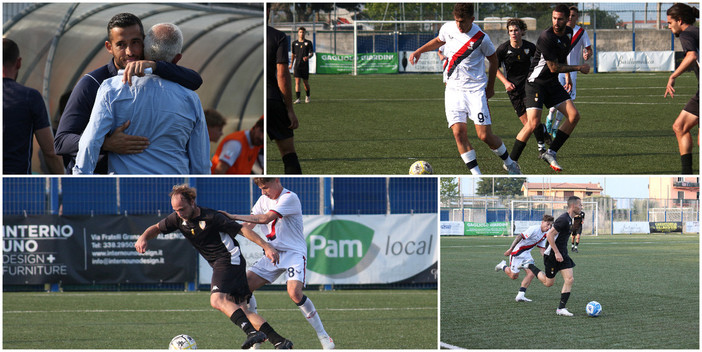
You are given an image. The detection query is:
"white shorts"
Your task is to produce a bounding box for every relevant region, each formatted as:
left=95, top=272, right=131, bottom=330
left=509, top=251, right=535, bottom=274
left=445, top=85, right=492, bottom=127
left=249, top=250, right=307, bottom=285
left=558, top=72, right=577, bottom=101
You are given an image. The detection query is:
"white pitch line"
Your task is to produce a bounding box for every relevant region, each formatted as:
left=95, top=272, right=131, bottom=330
left=4, top=306, right=436, bottom=314
left=440, top=341, right=467, bottom=349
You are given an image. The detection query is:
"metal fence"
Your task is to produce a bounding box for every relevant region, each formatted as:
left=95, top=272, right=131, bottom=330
left=273, top=3, right=698, bottom=57
left=441, top=195, right=699, bottom=235
left=3, top=177, right=437, bottom=216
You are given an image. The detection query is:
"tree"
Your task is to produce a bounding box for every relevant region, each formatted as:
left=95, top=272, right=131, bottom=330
left=440, top=177, right=460, bottom=206
left=476, top=178, right=526, bottom=196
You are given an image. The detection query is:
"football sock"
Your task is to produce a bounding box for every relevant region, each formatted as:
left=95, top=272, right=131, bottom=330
left=549, top=130, right=570, bottom=153
left=296, top=91, right=301, bottom=99
left=296, top=295, right=329, bottom=337
left=230, top=308, right=257, bottom=334
left=247, top=294, right=258, bottom=314
left=519, top=287, right=527, bottom=293
left=527, top=264, right=541, bottom=276
left=533, top=123, right=546, bottom=143
left=259, top=322, right=285, bottom=345
left=558, top=292, right=571, bottom=309
left=492, top=143, right=513, bottom=164
left=305, top=89, right=310, bottom=97
left=282, top=153, right=302, bottom=174
left=510, top=139, right=527, bottom=161
left=681, top=153, right=693, bottom=174
left=460, top=150, right=481, bottom=175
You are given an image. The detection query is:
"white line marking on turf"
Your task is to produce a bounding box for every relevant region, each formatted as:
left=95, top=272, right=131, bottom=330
left=4, top=307, right=436, bottom=314
left=440, top=341, right=467, bottom=349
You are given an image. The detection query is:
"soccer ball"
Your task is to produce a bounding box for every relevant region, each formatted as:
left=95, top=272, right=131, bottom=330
left=169, top=334, right=197, bottom=350
left=586, top=301, right=602, bottom=317
left=409, top=160, right=433, bottom=175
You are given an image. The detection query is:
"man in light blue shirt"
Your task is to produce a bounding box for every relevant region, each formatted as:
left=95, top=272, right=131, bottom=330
left=73, top=23, right=210, bottom=174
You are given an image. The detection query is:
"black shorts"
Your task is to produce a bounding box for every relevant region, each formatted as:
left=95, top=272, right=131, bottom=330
left=525, top=80, right=571, bottom=110
left=571, top=227, right=582, bottom=236
left=294, top=65, right=309, bottom=80
left=683, top=90, right=699, bottom=117
left=210, top=260, right=251, bottom=304
left=507, top=90, right=527, bottom=117
left=543, top=251, right=575, bottom=279
left=267, top=98, right=294, bottom=141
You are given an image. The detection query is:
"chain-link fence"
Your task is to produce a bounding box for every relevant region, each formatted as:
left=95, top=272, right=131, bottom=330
left=270, top=3, right=698, bottom=57
left=441, top=195, right=699, bottom=235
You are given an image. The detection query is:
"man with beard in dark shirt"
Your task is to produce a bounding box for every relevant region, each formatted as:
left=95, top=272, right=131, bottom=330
left=508, top=4, right=590, bottom=172
left=524, top=196, right=581, bottom=316
left=665, top=3, right=699, bottom=174
left=135, top=184, right=293, bottom=349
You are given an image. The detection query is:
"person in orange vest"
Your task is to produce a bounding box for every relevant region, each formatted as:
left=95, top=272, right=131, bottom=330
left=211, top=117, right=263, bottom=174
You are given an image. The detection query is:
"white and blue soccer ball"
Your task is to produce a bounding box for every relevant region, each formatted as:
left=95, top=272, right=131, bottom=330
left=586, top=301, right=602, bottom=317
left=409, top=160, right=433, bottom=175
left=169, top=334, right=197, bottom=350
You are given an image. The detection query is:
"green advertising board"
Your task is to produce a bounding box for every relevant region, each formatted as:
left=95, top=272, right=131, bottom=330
left=464, top=222, right=509, bottom=236
left=316, top=52, right=398, bottom=74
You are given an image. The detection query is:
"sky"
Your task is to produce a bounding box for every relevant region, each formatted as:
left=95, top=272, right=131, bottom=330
left=459, top=176, right=651, bottom=199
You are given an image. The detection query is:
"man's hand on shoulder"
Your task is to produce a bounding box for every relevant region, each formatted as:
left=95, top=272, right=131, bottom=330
left=102, top=120, right=150, bottom=154
left=123, top=60, right=157, bottom=86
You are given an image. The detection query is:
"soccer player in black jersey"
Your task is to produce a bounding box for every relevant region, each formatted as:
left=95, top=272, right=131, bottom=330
left=524, top=196, right=581, bottom=316
left=665, top=3, right=699, bottom=174
left=508, top=4, right=590, bottom=172
left=267, top=5, right=302, bottom=174
left=570, top=211, right=584, bottom=252
left=290, top=27, right=314, bottom=104
left=135, top=184, right=293, bottom=349
left=495, top=18, right=551, bottom=155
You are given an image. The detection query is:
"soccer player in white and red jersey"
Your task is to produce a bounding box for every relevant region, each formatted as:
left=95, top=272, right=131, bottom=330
left=409, top=3, right=521, bottom=175
left=220, top=178, right=334, bottom=349
left=495, top=214, right=553, bottom=302
left=545, top=6, right=592, bottom=138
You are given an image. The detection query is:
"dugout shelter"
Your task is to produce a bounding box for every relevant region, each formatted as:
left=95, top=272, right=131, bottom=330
left=3, top=2, right=263, bottom=134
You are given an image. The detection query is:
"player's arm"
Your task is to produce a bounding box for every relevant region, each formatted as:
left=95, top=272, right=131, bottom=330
left=135, top=224, right=161, bottom=253
left=546, top=60, right=589, bottom=75
left=496, top=69, right=515, bottom=92
left=289, top=52, right=295, bottom=69
left=485, top=53, right=498, bottom=99
left=239, top=227, right=279, bottom=264
left=409, top=37, right=446, bottom=65
left=277, top=62, right=299, bottom=129
left=563, top=70, right=573, bottom=93
left=665, top=50, right=698, bottom=98
left=219, top=210, right=279, bottom=225
left=504, top=234, right=521, bottom=256
left=546, top=227, right=562, bottom=262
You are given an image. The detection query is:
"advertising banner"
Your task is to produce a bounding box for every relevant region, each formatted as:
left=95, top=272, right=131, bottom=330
left=201, top=214, right=437, bottom=285
left=649, top=221, right=683, bottom=233
left=597, top=51, right=675, bottom=72
left=440, top=221, right=464, bottom=236
left=464, top=222, right=509, bottom=236
left=613, top=221, right=651, bottom=234
left=3, top=215, right=197, bottom=285
left=398, top=51, right=444, bottom=73
left=685, top=221, right=699, bottom=234
left=316, top=52, right=398, bottom=74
